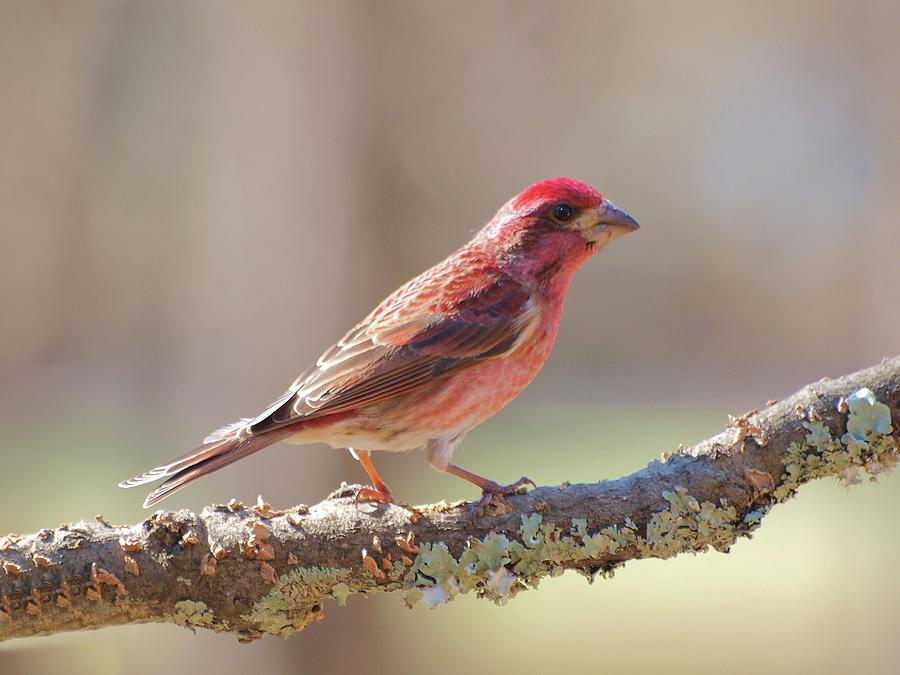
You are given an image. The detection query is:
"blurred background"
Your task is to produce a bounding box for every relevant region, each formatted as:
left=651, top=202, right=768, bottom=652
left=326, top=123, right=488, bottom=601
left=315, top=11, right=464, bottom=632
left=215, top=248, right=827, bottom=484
left=1, top=1, right=898, bottom=673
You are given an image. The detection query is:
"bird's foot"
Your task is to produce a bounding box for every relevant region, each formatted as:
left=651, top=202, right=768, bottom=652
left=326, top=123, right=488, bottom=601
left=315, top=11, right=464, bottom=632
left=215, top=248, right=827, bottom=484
left=471, top=476, right=535, bottom=521
left=354, top=486, right=423, bottom=522
left=355, top=485, right=398, bottom=506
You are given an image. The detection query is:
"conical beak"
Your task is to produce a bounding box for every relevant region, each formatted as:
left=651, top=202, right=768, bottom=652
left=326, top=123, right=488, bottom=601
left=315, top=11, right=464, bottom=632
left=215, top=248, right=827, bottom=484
left=591, top=200, right=639, bottom=243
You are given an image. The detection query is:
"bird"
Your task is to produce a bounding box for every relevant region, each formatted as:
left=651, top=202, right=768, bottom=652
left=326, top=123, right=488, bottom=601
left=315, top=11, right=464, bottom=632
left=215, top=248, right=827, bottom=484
left=119, top=177, right=639, bottom=511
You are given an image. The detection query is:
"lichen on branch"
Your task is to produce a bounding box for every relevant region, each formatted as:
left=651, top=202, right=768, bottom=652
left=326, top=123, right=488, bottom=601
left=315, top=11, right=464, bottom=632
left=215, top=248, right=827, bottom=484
left=1, top=357, right=898, bottom=642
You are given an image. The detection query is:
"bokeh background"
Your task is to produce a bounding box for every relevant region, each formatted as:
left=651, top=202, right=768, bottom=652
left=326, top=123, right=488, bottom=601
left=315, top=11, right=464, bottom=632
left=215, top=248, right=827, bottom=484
left=2, top=1, right=899, bottom=673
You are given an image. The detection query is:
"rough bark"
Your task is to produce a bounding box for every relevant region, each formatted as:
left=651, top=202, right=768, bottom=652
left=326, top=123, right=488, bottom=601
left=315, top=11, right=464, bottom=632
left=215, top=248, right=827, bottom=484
left=2, top=357, right=898, bottom=642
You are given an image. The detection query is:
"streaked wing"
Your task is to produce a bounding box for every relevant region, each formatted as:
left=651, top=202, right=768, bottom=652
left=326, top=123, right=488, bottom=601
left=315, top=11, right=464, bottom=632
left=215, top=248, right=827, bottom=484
left=247, top=275, right=535, bottom=435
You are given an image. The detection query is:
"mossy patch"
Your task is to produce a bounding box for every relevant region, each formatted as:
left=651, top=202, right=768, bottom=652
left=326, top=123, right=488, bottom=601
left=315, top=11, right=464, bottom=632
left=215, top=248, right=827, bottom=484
left=774, top=388, right=897, bottom=501
left=244, top=566, right=351, bottom=637
left=641, top=488, right=739, bottom=557
left=173, top=600, right=215, bottom=630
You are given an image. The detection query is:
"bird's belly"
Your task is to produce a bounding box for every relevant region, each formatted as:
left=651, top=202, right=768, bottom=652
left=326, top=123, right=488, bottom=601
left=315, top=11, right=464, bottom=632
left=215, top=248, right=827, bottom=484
left=292, top=325, right=556, bottom=452
left=410, top=339, right=552, bottom=435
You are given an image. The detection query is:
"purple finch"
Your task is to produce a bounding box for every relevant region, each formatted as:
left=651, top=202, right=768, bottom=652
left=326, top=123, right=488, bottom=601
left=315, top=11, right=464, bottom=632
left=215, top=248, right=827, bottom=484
left=120, top=177, right=639, bottom=509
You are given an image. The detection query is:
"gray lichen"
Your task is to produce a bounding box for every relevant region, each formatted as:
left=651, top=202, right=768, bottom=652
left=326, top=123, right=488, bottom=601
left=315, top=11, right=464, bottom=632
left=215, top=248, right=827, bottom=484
left=173, top=600, right=215, bottom=630
left=245, top=566, right=351, bottom=637
left=773, top=387, right=897, bottom=501
left=641, top=489, right=738, bottom=557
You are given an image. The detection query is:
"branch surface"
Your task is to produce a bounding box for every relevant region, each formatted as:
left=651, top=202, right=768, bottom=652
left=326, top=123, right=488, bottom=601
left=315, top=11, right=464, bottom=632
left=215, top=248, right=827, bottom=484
left=2, top=357, right=898, bottom=641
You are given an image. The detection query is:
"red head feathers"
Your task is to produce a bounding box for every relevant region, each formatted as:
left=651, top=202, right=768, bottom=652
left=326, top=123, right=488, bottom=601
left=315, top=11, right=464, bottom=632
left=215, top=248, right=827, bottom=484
left=512, top=177, right=604, bottom=213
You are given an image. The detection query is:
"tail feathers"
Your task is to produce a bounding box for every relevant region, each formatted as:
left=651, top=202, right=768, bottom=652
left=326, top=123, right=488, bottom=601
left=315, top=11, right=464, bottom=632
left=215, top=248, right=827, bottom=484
left=117, top=437, right=239, bottom=489
left=119, top=430, right=286, bottom=508
left=203, top=418, right=253, bottom=444
left=142, top=437, right=259, bottom=508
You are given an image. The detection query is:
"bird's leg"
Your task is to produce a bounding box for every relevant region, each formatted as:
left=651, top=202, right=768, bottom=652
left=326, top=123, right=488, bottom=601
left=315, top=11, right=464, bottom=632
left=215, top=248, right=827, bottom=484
left=351, top=449, right=398, bottom=505
left=444, top=463, right=534, bottom=520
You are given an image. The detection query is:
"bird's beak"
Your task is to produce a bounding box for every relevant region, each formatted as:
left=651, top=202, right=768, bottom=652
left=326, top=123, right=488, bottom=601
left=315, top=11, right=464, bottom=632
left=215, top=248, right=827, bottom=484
left=589, top=200, right=640, bottom=244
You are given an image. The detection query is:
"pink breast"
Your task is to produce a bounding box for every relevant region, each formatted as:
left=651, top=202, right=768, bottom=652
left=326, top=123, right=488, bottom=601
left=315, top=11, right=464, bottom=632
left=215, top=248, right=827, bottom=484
left=406, top=318, right=559, bottom=436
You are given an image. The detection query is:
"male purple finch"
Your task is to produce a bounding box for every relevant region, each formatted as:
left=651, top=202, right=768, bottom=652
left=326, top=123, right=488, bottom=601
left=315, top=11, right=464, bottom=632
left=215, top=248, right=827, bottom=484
left=120, top=177, right=639, bottom=510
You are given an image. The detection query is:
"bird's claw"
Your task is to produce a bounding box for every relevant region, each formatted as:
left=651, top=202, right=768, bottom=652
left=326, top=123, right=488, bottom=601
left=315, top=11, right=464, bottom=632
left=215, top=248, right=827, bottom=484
left=354, top=486, right=423, bottom=522
left=354, top=485, right=397, bottom=505
left=471, top=476, right=535, bottom=522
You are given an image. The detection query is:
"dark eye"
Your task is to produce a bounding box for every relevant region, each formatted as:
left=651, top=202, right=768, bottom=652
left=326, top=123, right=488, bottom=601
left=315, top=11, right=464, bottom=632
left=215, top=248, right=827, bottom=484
left=552, top=204, right=573, bottom=222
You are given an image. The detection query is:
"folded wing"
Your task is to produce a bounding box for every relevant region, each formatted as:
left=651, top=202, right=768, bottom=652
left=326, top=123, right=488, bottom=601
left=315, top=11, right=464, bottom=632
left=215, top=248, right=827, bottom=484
left=247, top=275, right=535, bottom=434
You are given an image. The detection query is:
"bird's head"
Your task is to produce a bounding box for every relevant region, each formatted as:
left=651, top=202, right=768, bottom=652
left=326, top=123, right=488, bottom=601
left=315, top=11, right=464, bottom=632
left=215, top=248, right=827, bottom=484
left=478, top=177, right=639, bottom=282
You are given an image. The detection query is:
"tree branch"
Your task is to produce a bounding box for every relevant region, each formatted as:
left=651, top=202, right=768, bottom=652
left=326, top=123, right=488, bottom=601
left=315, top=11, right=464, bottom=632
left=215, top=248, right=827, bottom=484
left=2, top=357, right=898, bottom=642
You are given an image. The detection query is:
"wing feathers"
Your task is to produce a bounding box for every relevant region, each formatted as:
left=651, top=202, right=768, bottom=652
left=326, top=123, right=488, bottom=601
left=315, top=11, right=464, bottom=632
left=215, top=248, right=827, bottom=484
left=203, top=417, right=253, bottom=444
left=247, top=276, right=534, bottom=436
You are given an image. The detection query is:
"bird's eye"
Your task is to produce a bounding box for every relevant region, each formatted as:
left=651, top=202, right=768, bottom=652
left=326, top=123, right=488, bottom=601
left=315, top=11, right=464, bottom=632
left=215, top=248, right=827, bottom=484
left=552, top=204, right=573, bottom=222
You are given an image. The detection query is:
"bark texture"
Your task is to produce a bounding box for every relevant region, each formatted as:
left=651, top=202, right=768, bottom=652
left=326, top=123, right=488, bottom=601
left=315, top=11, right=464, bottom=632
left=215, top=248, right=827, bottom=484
left=2, top=357, right=898, bottom=642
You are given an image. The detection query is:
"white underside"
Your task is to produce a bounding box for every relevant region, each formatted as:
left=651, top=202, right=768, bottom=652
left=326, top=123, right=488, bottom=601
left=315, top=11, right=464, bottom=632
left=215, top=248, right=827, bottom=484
left=284, top=426, right=466, bottom=472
